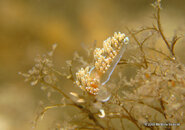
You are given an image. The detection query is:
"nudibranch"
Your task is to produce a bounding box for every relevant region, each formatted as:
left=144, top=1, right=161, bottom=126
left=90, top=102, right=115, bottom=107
left=75, top=32, right=129, bottom=96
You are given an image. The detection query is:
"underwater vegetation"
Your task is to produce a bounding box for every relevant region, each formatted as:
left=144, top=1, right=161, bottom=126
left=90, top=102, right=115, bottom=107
left=20, top=0, right=185, bottom=130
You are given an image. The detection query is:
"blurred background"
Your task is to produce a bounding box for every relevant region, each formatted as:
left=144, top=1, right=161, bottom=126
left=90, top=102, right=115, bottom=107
left=0, top=0, right=184, bottom=129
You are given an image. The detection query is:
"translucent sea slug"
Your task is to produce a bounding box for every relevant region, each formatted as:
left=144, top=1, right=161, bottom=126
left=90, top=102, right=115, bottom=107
left=75, top=32, right=129, bottom=96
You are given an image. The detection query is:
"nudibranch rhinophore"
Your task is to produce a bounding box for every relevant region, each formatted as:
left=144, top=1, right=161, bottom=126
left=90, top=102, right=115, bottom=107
left=75, top=32, right=129, bottom=96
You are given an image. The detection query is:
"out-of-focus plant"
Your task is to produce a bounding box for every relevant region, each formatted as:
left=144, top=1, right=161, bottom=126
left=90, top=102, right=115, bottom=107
left=20, top=0, right=185, bottom=129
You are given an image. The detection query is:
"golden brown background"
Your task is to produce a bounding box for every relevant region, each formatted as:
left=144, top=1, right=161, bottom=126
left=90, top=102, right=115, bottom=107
left=0, top=0, right=184, bottom=129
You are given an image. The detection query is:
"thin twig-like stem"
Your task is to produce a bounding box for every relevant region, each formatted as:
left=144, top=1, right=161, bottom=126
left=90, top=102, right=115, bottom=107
left=69, top=65, right=75, bottom=81
left=34, top=103, right=69, bottom=127
left=120, top=118, right=125, bottom=130
left=121, top=105, right=142, bottom=130
left=40, top=80, right=105, bottom=129
left=123, top=99, right=167, bottom=120
left=107, top=114, right=140, bottom=129
left=127, top=27, right=148, bottom=68
left=133, top=26, right=158, bottom=35
left=140, top=33, right=154, bottom=46
left=156, top=2, right=171, bottom=53
left=114, top=95, right=141, bottom=130
left=159, top=98, right=167, bottom=119
left=145, top=47, right=172, bottom=60
left=155, top=1, right=181, bottom=60
left=41, top=80, right=70, bottom=99
left=73, top=104, right=105, bottom=129
left=118, top=59, right=145, bottom=68
left=171, top=35, right=184, bottom=56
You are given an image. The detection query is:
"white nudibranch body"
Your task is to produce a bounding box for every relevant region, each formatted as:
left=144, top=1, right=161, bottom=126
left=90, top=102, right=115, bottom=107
left=75, top=32, right=129, bottom=97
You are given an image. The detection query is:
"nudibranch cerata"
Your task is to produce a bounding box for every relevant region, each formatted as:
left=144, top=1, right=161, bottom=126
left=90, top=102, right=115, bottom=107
left=75, top=32, right=129, bottom=100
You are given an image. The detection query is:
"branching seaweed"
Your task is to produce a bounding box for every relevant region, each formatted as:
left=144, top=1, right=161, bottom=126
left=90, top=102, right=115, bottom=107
left=20, top=0, right=185, bottom=130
